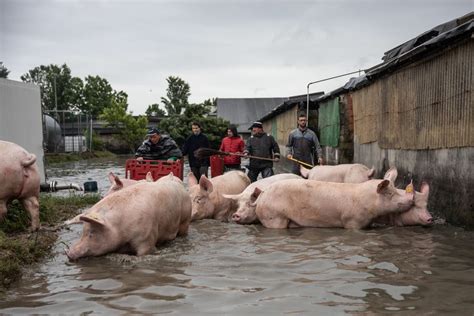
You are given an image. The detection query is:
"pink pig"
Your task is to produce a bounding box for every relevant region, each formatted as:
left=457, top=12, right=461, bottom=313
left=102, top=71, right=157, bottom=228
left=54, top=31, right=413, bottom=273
left=0, top=140, right=41, bottom=231
left=224, top=173, right=301, bottom=224
left=254, top=168, right=415, bottom=229
left=188, top=171, right=250, bottom=221
left=300, top=163, right=375, bottom=183
left=373, top=182, right=433, bottom=226
left=66, top=176, right=191, bottom=260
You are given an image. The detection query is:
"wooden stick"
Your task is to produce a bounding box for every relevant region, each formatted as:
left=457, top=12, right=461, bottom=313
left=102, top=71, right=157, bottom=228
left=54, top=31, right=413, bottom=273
left=194, top=148, right=278, bottom=162
left=287, top=156, right=314, bottom=168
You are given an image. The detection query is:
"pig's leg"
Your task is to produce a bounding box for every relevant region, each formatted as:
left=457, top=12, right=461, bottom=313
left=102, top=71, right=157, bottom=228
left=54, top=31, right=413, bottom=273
left=259, top=215, right=290, bottom=229
left=134, top=240, right=156, bottom=256
left=21, top=196, right=40, bottom=231
left=177, top=221, right=189, bottom=236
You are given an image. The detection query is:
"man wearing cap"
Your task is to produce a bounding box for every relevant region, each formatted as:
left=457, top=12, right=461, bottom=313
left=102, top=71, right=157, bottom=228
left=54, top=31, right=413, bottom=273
left=286, top=113, right=323, bottom=175
left=244, top=122, right=280, bottom=182
left=135, top=128, right=182, bottom=162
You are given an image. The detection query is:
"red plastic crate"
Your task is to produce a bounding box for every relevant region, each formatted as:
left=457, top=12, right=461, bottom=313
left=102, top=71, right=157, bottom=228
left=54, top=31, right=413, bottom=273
left=125, top=159, right=184, bottom=181
left=210, top=155, right=224, bottom=178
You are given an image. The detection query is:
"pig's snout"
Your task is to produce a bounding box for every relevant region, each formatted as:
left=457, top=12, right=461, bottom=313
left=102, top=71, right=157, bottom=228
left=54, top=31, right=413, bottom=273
left=424, top=215, right=434, bottom=226
left=232, top=213, right=241, bottom=223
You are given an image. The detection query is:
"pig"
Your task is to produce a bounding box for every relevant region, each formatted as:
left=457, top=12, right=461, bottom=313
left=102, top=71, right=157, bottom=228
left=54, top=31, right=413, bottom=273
left=64, top=171, right=154, bottom=225
left=188, top=170, right=250, bottom=221
left=66, top=176, right=191, bottom=260
left=0, top=140, right=41, bottom=231
left=300, top=163, right=375, bottom=183
left=254, top=167, right=415, bottom=229
left=373, top=182, right=433, bottom=226
left=104, top=171, right=140, bottom=196
left=104, top=171, right=155, bottom=197
left=224, top=173, right=302, bottom=224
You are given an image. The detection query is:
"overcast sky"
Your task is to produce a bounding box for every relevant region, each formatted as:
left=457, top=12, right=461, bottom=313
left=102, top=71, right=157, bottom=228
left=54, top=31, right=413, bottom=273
left=1, top=0, right=472, bottom=115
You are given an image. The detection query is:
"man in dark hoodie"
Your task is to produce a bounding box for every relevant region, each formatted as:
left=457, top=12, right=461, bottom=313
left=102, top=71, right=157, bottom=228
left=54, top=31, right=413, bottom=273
left=135, top=128, right=183, bottom=162
left=182, top=122, right=210, bottom=181
left=244, top=121, right=280, bottom=182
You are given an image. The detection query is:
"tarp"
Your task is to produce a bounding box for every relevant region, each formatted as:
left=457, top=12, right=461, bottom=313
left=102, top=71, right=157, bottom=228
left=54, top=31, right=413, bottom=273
left=318, top=98, right=339, bottom=147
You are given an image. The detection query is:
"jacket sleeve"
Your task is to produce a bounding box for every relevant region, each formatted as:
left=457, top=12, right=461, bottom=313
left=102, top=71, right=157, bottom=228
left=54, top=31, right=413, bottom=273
left=244, top=138, right=252, bottom=155
left=271, top=136, right=281, bottom=158
left=311, top=131, right=323, bottom=159
left=181, top=136, right=190, bottom=156
left=162, top=138, right=183, bottom=159
left=135, top=141, right=149, bottom=157
left=219, top=138, right=225, bottom=151
left=238, top=139, right=245, bottom=153
left=286, top=131, right=294, bottom=156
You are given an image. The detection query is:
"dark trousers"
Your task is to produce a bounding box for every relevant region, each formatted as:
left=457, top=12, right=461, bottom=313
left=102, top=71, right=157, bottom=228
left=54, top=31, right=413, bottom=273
left=247, top=167, right=274, bottom=182
left=224, top=164, right=242, bottom=173
left=191, top=166, right=209, bottom=181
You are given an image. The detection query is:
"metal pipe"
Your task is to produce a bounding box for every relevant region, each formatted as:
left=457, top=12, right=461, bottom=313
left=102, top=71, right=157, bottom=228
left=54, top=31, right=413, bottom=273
left=40, top=181, right=83, bottom=192
left=306, top=69, right=363, bottom=119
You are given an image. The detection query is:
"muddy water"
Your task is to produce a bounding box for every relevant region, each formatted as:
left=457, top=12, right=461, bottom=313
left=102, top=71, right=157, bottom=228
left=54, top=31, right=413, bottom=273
left=1, top=158, right=474, bottom=315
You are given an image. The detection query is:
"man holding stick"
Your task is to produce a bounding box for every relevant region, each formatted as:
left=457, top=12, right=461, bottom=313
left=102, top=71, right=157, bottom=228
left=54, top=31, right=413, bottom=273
left=244, top=122, right=280, bottom=182
left=286, top=113, right=323, bottom=176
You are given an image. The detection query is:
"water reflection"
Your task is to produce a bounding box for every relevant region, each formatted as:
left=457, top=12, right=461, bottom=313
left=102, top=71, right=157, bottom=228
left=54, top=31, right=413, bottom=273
left=1, top=158, right=474, bottom=315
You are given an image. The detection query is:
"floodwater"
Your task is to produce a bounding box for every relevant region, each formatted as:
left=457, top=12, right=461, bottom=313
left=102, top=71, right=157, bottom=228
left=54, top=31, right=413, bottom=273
left=1, top=157, right=474, bottom=315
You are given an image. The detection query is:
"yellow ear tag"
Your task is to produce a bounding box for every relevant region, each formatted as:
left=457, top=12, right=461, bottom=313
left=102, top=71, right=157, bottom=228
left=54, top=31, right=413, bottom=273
left=88, top=212, right=100, bottom=221
left=406, top=182, right=414, bottom=193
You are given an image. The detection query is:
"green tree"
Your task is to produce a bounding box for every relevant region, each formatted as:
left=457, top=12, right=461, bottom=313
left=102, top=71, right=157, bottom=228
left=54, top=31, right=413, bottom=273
left=159, top=102, right=229, bottom=149
left=81, top=75, right=116, bottom=118
left=21, top=64, right=82, bottom=113
left=0, top=62, right=10, bottom=78
left=160, top=76, right=190, bottom=115
left=145, top=103, right=166, bottom=117
left=100, top=99, right=148, bottom=153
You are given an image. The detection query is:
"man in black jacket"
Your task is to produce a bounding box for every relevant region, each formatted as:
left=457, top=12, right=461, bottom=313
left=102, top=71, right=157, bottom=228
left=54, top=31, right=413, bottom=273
left=244, top=122, right=280, bottom=182
left=182, top=122, right=210, bottom=181
left=135, top=128, right=182, bottom=162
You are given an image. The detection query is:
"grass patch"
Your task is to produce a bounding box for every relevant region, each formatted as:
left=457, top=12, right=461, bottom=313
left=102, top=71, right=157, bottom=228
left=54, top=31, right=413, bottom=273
left=0, top=194, right=100, bottom=291
left=45, top=150, right=116, bottom=164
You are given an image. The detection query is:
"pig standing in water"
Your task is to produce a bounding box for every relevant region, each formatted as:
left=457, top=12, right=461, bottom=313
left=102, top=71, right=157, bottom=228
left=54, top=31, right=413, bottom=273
left=224, top=173, right=301, bottom=224
left=0, top=140, right=41, bottom=231
left=188, top=171, right=250, bottom=221
left=66, top=175, right=191, bottom=260
left=254, top=168, right=415, bottom=229
left=300, top=163, right=375, bottom=183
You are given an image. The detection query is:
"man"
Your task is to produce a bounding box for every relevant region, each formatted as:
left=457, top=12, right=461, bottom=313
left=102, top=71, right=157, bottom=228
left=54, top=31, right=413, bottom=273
left=244, top=121, right=280, bottom=182
left=286, top=113, right=323, bottom=176
left=135, top=128, right=182, bottom=162
left=182, top=122, right=210, bottom=181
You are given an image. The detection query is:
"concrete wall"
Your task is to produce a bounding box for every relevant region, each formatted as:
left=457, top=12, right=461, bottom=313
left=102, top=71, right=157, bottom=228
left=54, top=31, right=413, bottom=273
left=0, top=79, right=45, bottom=182
left=355, top=141, right=474, bottom=228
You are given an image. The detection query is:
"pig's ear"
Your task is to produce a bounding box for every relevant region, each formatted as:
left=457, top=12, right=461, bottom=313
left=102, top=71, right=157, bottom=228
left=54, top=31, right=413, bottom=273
left=199, top=175, right=213, bottom=193
left=250, top=187, right=263, bottom=203
left=222, top=193, right=240, bottom=201
left=146, top=172, right=154, bottom=182
left=383, top=167, right=398, bottom=182
left=376, top=179, right=390, bottom=194
left=300, top=166, right=310, bottom=178
left=188, top=172, right=198, bottom=186
left=108, top=172, right=116, bottom=183
left=80, top=213, right=105, bottom=227
left=420, top=182, right=430, bottom=195
left=114, top=176, right=123, bottom=189
left=367, top=167, right=375, bottom=179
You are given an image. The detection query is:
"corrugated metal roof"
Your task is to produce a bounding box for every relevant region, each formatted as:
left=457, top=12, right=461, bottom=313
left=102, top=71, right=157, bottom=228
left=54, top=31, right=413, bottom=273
left=216, top=97, right=288, bottom=133
left=366, top=13, right=474, bottom=78
left=315, top=12, right=473, bottom=102
left=258, top=92, right=324, bottom=122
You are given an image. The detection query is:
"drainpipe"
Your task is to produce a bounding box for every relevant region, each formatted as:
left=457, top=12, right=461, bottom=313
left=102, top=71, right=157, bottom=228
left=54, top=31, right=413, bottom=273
left=306, top=70, right=363, bottom=120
